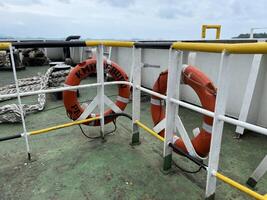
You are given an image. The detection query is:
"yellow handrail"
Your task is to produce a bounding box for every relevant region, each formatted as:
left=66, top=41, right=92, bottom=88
left=202, top=24, right=221, bottom=39
left=172, top=42, right=267, bottom=54
left=4, top=40, right=267, bottom=54
left=226, top=42, right=267, bottom=54
left=0, top=42, right=11, bottom=50
left=85, top=40, right=134, bottom=47
left=135, top=120, right=267, bottom=199
left=29, top=117, right=101, bottom=136
left=215, top=172, right=267, bottom=200
left=135, top=120, right=165, bottom=142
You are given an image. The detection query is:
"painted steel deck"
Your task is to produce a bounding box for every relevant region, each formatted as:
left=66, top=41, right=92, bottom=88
left=0, top=65, right=266, bottom=200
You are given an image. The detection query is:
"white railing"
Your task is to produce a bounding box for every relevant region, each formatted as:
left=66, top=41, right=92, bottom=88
left=1, top=41, right=267, bottom=199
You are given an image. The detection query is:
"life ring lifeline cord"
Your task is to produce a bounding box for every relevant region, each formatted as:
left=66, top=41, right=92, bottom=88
left=63, top=59, right=130, bottom=126
left=151, top=65, right=216, bottom=157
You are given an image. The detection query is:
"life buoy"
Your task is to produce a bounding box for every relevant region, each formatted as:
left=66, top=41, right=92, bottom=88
left=63, top=58, right=130, bottom=126
left=151, top=65, right=216, bottom=157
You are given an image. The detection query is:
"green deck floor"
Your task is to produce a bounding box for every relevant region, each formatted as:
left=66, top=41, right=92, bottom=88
left=0, top=65, right=266, bottom=200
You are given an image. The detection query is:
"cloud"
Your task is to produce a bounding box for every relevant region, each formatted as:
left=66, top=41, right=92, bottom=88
left=3, top=0, right=42, bottom=6
left=57, top=0, right=71, bottom=3
left=0, top=0, right=267, bottom=40
left=99, top=0, right=135, bottom=7
left=157, top=6, right=192, bottom=19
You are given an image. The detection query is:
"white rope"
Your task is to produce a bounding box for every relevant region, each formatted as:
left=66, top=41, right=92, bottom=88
left=0, top=64, right=71, bottom=123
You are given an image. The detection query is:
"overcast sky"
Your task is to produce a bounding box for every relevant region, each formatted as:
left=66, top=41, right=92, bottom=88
left=0, top=0, right=266, bottom=40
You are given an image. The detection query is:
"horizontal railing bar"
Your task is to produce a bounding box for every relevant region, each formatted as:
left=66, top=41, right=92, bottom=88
left=184, top=39, right=260, bottom=43
left=1, top=40, right=265, bottom=51
left=137, top=85, right=167, bottom=100
left=0, top=42, right=11, bottom=50
left=136, top=85, right=267, bottom=136
left=85, top=40, right=134, bottom=47
left=0, top=81, right=132, bottom=99
left=134, top=42, right=173, bottom=49
left=214, top=171, right=267, bottom=200
left=3, top=40, right=135, bottom=49
left=218, top=115, right=267, bottom=136
left=12, top=41, right=86, bottom=48
left=203, top=25, right=221, bottom=29
left=172, top=42, right=228, bottom=53
left=170, top=98, right=214, bottom=118
left=28, top=117, right=101, bottom=136
left=137, top=85, right=214, bottom=117
left=172, top=42, right=267, bottom=54
left=135, top=120, right=164, bottom=142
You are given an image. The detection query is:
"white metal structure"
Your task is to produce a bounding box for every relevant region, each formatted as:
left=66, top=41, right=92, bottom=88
left=206, top=51, right=231, bottom=198
left=9, top=45, right=31, bottom=159
left=1, top=41, right=267, bottom=199
left=131, top=47, right=141, bottom=144
left=247, top=155, right=267, bottom=187
left=236, top=54, right=262, bottom=135
left=110, top=45, right=267, bottom=131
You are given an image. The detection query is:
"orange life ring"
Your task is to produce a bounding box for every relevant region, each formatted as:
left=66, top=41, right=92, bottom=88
left=151, top=65, right=216, bottom=157
left=63, top=58, right=130, bottom=126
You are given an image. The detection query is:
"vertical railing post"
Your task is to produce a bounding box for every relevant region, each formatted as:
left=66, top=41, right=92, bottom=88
left=163, top=49, right=182, bottom=171
left=131, top=47, right=141, bottom=145
left=236, top=54, right=262, bottom=135
left=247, top=155, right=267, bottom=188
left=96, top=45, right=105, bottom=139
left=9, top=45, right=31, bottom=160
left=80, top=47, right=84, bottom=63
left=205, top=51, right=231, bottom=199
left=250, top=28, right=254, bottom=39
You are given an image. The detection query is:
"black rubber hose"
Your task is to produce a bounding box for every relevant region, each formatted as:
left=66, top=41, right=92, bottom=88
left=107, top=113, right=208, bottom=173
left=12, top=41, right=86, bottom=49
left=104, top=112, right=132, bottom=121
left=169, top=143, right=208, bottom=170
left=78, top=113, right=132, bottom=139
left=0, top=133, right=21, bottom=142
left=65, top=35, right=81, bottom=41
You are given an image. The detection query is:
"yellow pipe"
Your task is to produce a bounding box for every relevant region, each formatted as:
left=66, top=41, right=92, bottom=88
left=203, top=25, right=221, bottom=29
left=201, top=25, right=221, bottom=39
left=135, top=120, right=267, bottom=199
left=29, top=117, right=101, bottom=136
left=227, top=42, right=267, bottom=54
left=0, top=42, right=11, bottom=50
left=135, top=120, right=164, bottom=142
left=215, top=172, right=267, bottom=200
left=172, top=42, right=227, bottom=53
left=215, top=27, right=221, bottom=40
left=172, top=42, right=267, bottom=54
left=85, top=40, right=134, bottom=47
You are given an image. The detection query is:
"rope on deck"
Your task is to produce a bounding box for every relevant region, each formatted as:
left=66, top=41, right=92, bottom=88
left=0, top=64, right=71, bottom=123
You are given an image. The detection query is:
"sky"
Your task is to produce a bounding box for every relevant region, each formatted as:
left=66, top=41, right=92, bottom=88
left=0, top=0, right=267, bottom=40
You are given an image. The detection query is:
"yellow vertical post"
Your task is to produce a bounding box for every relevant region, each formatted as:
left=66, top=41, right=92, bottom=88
left=216, top=26, right=221, bottom=39
left=201, top=25, right=221, bottom=39
left=201, top=25, right=207, bottom=39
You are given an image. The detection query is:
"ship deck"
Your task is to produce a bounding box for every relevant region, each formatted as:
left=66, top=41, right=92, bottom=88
left=0, top=65, right=266, bottom=200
